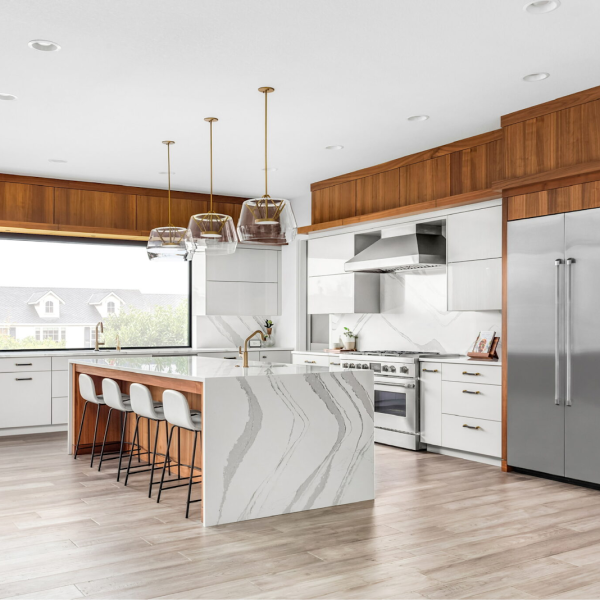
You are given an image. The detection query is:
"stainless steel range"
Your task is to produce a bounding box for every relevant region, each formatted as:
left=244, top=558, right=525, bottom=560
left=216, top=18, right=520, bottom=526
left=341, top=350, right=456, bottom=450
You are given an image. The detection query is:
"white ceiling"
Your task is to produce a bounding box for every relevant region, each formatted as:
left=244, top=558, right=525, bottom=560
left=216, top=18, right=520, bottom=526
left=2, top=0, right=599, bottom=202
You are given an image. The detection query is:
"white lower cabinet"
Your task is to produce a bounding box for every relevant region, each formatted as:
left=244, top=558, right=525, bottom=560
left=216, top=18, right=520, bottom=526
left=329, top=356, right=344, bottom=372
left=421, top=361, right=502, bottom=460
left=0, top=371, right=51, bottom=428
left=420, top=363, right=442, bottom=446
left=441, top=414, right=501, bottom=458
left=52, top=397, right=69, bottom=425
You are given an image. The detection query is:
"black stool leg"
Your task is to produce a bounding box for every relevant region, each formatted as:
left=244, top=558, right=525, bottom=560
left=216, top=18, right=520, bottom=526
left=157, top=425, right=175, bottom=504
left=177, top=427, right=181, bottom=480
left=98, top=407, right=113, bottom=471
left=125, top=415, right=141, bottom=486
left=116, top=411, right=128, bottom=483
left=148, top=419, right=161, bottom=498
left=90, top=403, right=101, bottom=468
left=186, top=430, right=199, bottom=519
left=74, top=401, right=88, bottom=459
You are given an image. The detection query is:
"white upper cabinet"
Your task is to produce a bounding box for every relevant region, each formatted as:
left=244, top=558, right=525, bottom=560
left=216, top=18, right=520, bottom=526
left=308, top=272, right=380, bottom=314
left=448, top=258, right=502, bottom=311
left=193, top=246, right=281, bottom=316
left=447, top=206, right=502, bottom=263
left=308, top=233, right=356, bottom=277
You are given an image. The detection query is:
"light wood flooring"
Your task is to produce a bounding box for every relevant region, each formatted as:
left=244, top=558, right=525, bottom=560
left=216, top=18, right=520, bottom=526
left=3, top=433, right=600, bottom=599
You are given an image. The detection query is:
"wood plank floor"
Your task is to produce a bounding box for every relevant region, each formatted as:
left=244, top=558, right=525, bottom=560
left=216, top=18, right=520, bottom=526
left=3, top=434, right=600, bottom=599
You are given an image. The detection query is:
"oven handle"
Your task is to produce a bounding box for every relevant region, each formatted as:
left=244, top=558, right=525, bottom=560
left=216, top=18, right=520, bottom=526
left=375, top=382, right=415, bottom=389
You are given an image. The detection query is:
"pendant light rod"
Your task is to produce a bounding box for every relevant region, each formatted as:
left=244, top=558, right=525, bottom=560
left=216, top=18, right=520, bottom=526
left=258, top=87, right=274, bottom=198
left=162, top=141, right=175, bottom=241
left=204, top=117, right=218, bottom=212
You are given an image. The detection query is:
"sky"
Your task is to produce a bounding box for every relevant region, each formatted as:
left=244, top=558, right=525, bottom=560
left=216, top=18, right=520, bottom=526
left=0, top=238, right=189, bottom=295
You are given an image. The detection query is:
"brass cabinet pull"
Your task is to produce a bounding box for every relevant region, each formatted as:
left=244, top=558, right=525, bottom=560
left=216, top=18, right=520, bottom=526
left=423, top=368, right=439, bottom=373
left=462, top=390, right=481, bottom=395
left=463, top=371, right=481, bottom=376
left=331, top=362, right=341, bottom=366
left=15, top=377, right=33, bottom=381
left=15, top=363, right=33, bottom=366
left=462, top=424, right=481, bottom=430
left=305, top=360, right=316, bottom=364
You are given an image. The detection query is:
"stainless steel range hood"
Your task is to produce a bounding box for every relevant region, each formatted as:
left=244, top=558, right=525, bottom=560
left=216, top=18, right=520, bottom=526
left=344, top=224, right=446, bottom=273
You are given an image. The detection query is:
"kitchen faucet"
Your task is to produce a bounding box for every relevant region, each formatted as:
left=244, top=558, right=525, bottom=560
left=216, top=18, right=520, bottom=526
left=239, top=330, right=266, bottom=368
left=95, top=322, right=104, bottom=351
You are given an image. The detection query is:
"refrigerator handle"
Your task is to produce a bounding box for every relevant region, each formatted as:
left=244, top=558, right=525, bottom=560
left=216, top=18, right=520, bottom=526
left=555, top=259, right=562, bottom=405
left=566, top=258, right=575, bottom=407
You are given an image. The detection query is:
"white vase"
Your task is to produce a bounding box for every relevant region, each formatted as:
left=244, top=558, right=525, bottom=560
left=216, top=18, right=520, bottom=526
left=343, top=339, right=356, bottom=350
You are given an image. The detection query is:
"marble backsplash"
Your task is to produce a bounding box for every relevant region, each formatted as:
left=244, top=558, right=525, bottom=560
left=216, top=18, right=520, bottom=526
left=195, top=316, right=283, bottom=349
left=330, top=269, right=501, bottom=355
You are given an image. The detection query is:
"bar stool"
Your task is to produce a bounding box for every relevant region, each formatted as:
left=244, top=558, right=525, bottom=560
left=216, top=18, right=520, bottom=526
left=97, top=378, right=138, bottom=481
left=74, top=373, right=130, bottom=467
left=157, top=390, right=203, bottom=518
left=125, top=383, right=170, bottom=498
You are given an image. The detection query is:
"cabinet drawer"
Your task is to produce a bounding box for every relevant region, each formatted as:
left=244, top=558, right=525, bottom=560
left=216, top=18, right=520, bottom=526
left=52, top=370, right=69, bottom=398
left=442, top=381, right=501, bottom=421
left=0, top=357, right=51, bottom=373
left=442, top=414, right=501, bottom=457
left=292, top=353, right=329, bottom=367
left=0, top=372, right=51, bottom=428
left=329, top=356, right=344, bottom=372
left=442, top=363, right=501, bottom=385
left=421, top=363, right=441, bottom=377
left=52, top=397, right=68, bottom=425
left=51, top=357, right=70, bottom=371
left=258, top=350, right=291, bottom=363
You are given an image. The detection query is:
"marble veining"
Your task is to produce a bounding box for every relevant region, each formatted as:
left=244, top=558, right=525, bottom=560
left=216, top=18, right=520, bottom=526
left=330, top=270, right=501, bottom=354
left=204, top=369, right=374, bottom=526
left=195, top=315, right=280, bottom=348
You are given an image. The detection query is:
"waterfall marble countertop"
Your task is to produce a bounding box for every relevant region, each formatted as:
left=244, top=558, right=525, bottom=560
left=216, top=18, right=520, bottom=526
left=70, top=356, right=329, bottom=382
left=69, top=356, right=375, bottom=526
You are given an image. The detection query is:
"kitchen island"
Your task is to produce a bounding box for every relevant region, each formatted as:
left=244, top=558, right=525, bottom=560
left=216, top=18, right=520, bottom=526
left=69, top=356, right=374, bottom=526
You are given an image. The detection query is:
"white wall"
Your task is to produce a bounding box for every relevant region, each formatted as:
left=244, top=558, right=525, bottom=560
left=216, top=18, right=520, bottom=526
left=291, top=194, right=312, bottom=228
left=330, top=269, right=501, bottom=355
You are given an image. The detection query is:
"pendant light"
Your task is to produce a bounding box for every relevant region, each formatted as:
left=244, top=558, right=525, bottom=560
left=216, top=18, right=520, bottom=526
left=147, top=141, right=193, bottom=261
left=237, top=87, right=297, bottom=245
left=187, top=118, right=238, bottom=255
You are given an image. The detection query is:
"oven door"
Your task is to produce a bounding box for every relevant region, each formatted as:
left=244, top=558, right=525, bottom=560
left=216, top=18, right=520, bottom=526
left=374, top=377, right=418, bottom=435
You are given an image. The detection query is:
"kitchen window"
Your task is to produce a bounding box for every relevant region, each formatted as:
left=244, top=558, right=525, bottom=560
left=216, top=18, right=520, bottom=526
left=0, top=234, right=191, bottom=351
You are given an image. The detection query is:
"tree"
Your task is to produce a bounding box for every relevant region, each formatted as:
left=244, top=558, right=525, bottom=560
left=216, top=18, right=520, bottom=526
left=103, top=301, right=188, bottom=347
left=0, top=335, right=65, bottom=351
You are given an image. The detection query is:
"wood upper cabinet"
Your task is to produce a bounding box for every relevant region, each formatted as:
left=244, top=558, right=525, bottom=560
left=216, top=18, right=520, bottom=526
left=54, top=188, right=137, bottom=230
left=0, top=182, right=54, bottom=224
left=312, top=182, right=356, bottom=224
left=398, top=156, right=449, bottom=205
left=356, top=169, right=399, bottom=215
left=504, top=99, right=600, bottom=180
left=450, top=140, right=503, bottom=195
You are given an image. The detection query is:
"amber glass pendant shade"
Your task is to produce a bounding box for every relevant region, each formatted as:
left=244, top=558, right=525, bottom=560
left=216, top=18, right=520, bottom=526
left=146, top=141, right=193, bottom=261
left=188, top=118, right=238, bottom=256
left=236, top=87, right=297, bottom=245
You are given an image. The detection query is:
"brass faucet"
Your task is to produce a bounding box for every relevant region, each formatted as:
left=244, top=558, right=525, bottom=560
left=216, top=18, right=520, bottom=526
left=239, top=330, right=266, bottom=367
left=95, top=322, right=104, bottom=351
left=115, top=334, right=121, bottom=352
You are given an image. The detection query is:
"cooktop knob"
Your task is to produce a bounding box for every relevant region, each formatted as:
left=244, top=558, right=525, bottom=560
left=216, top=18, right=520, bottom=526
left=342, top=363, right=349, bottom=368
left=389, top=365, right=396, bottom=372
left=400, top=365, right=409, bottom=373
left=382, top=365, right=389, bottom=372
left=356, top=364, right=362, bottom=369
left=349, top=363, right=356, bottom=368
left=362, top=363, right=369, bottom=369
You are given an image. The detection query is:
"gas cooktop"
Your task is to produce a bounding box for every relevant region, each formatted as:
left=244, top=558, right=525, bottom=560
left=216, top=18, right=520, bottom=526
left=347, top=350, right=442, bottom=357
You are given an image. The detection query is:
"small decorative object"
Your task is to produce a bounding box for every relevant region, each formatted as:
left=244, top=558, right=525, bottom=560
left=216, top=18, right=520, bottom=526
left=342, top=327, right=357, bottom=350
left=263, top=319, right=275, bottom=347
left=468, top=331, right=499, bottom=360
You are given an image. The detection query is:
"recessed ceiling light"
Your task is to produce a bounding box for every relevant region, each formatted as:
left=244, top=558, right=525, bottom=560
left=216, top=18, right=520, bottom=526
left=262, top=167, right=278, bottom=172
left=48, top=159, right=67, bottom=163
left=158, top=171, right=175, bottom=175
left=0, top=93, right=17, bottom=101
left=523, top=72, right=550, bottom=82
left=325, top=145, right=344, bottom=150
left=524, top=1, right=560, bottom=14
left=28, top=39, right=61, bottom=52
left=408, top=115, right=429, bottom=122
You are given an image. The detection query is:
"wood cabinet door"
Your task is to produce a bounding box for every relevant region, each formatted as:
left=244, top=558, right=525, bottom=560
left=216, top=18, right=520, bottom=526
left=0, top=182, right=54, bottom=224
left=312, top=182, right=356, bottom=224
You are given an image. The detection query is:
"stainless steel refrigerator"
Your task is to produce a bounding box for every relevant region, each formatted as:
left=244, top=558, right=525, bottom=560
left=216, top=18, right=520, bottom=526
left=508, top=207, right=600, bottom=484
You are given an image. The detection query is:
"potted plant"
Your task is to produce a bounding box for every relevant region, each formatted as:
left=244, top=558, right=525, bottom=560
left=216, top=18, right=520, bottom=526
left=263, top=319, right=274, bottom=347
left=342, top=327, right=357, bottom=350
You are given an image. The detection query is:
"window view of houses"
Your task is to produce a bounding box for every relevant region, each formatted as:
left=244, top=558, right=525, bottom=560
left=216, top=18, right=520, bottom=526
left=0, top=237, right=190, bottom=351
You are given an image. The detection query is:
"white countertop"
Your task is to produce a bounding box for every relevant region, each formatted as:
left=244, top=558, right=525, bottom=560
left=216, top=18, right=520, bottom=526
left=0, top=347, right=292, bottom=359
left=420, top=356, right=501, bottom=366
left=71, top=355, right=329, bottom=382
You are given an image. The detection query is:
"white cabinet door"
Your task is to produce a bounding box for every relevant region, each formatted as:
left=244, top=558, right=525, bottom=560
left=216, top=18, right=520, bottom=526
left=447, top=206, right=502, bottom=263
left=420, top=362, right=442, bottom=446
left=307, top=273, right=379, bottom=314
left=206, top=248, right=279, bottom=283
left=448, top=258, right=502, bottom=311
left=51, top=357, right=70, bottom=371
left=52, top=370, right=69, bottom=398
left=441, top=414, right=501, bottom=458
left=0, top=357, right=51, bottom=373
left=257, top=350, right=292, bottom=363
left=52, top=397, right=68, bottom=424
left=0, top=372, right=51, bottom=428
left=205, top=282, right=279, bottom=316
left=308, top=233, right=356, bottom=277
